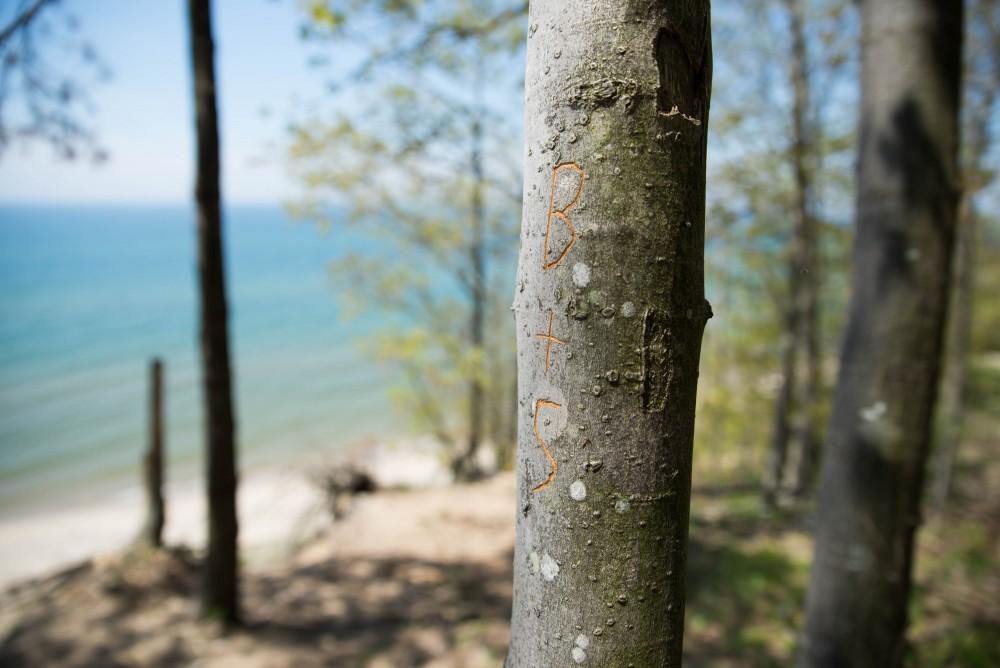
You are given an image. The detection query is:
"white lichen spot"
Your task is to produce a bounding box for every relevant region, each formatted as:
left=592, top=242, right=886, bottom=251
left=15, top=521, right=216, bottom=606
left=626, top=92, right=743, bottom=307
left=540, top=553, right=560, bottom=582
left=572, top=646, right=588, bottom=664
left=615, top=499, right=631, bottom=514
left=529, top=551, right=540, bottom=576
left=570, top=479, right=587, bottom=501
left=906, top=247, right=921, bottom=262
left=621, top=301, right=636, bottom=318
left=572, top=262, right=591, bottom=288
left=575, top=634, right=590, bottom=650
left=860, top=401, right=887, bottom=423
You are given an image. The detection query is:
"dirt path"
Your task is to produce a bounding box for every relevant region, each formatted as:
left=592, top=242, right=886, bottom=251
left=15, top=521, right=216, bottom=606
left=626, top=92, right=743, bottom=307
left=2, top=430, right=997, bottom=667
left=0, top=475, right=516, bottom=668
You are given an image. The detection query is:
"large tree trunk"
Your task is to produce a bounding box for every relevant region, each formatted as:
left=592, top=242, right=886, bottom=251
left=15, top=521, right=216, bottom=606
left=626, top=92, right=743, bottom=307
left=140, top=358, right=165, bottom=548
left=506, top=2, right=712, bottom=665
left=799, top=1, right=962, bottom=666
left=189, top=0, right=240, bottom=625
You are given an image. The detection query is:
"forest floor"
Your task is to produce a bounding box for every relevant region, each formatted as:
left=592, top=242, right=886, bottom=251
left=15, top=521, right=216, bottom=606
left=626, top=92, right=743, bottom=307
left=1, top=409, right=998, bottom=666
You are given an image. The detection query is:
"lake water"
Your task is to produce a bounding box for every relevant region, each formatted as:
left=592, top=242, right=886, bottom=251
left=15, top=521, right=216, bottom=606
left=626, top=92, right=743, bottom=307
left=0, top=204, right=400, bottom=517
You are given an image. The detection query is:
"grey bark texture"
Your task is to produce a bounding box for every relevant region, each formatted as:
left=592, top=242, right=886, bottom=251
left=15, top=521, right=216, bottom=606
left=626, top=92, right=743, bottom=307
left=507, top=1, right=712, bottom=665
left=189, top=0, right=240, bottom=625
left=141, top=358, right=165, bottom=548
left=799, top=1, right=962, bottom=666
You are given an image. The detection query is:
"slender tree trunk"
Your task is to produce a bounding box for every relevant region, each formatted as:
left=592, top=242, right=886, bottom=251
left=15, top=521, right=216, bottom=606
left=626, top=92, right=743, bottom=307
left=507, top=2, right=711, bottom=665
left=767, top=0, right=822, bottom=506
left=765, top=326, right=796, bottom=506
left=784, top=0, right=822, bottom=499
left=500, top=355, right=518, bottom=470
left=791, top=303, right=821, bottom=497
left=931, top=1, right=999, bottom=509
left=488, top=329, right=504, bottom=452
left=487, top=317, right=518, bottom=471
left=931, top=194, right=974, bottom=510
left=460, top=114, right=486, bottom=479
left=799, top=2, right=962, bottom=666
left=141, top=358, right=165, bottom=548
left=189, top=0, right=240, bottom=625
left=0, top=0, right=52, bottom=48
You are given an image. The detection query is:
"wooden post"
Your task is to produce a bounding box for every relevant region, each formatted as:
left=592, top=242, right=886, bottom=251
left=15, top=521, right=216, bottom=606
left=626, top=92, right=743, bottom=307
left=142, top=357, right=165, bottom=548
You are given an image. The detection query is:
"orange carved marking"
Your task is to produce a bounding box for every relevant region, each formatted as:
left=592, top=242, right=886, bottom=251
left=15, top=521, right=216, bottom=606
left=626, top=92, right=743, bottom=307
left=534, top=311, right=566, bottom=374
left=543, top=162, right=586, bottom=270
left=531, top=399, right=561, bottom=493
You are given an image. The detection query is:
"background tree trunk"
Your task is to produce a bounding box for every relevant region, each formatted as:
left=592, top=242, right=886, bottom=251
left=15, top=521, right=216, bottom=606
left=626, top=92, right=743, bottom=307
left=765, top=0, right=822, bottom=505
left=799, top=1, right=962, bottom=666
left=932, top=0, right=999, bottom=510
left=189, top=0, right=240, bottom=625
left=785, top=0, right=822, bottom=499
left=141, top=357, right=165, bottom=548
left=764, top=328, right=796, bottom=505
left=507, top=1, right=711, bottom=665
left=462, top=113, right=486, bottom=478
left=931, top=194, right=974, bottom=511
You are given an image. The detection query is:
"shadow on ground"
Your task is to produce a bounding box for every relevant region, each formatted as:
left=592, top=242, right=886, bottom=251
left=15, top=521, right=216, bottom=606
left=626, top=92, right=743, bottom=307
left=0, top=548, right=513, bottom=668
left=2, top=408, right=998, bottom=668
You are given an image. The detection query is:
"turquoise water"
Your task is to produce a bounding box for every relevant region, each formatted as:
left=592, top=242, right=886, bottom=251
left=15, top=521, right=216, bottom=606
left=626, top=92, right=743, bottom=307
left=0, top=205, right=399, bottom=514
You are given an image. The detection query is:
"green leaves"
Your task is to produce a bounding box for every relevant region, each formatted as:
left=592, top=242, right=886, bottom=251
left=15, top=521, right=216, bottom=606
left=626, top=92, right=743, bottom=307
left=305, top=1, right=345, bottom=31
left=287, top=0, right=526, bottom=452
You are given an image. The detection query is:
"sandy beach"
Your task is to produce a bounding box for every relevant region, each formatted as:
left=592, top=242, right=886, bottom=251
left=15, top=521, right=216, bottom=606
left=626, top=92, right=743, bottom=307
left=0, top=470, right=518, bottom=668
left=0, top=435, right=488, bottom=587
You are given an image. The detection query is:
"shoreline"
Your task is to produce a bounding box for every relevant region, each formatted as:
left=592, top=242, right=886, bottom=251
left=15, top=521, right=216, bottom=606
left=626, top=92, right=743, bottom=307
left=0, top=460, right=323, bottom=587
left=0, top=434, right=482, bottom=588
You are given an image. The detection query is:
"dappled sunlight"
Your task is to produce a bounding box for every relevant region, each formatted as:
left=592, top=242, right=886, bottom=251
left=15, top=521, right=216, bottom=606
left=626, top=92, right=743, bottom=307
left=1, top=0, right=997, bottom=665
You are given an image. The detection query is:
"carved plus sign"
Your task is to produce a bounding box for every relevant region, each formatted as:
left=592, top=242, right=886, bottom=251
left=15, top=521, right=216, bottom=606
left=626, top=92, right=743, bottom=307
left=534, top=311, right=566, bottom=374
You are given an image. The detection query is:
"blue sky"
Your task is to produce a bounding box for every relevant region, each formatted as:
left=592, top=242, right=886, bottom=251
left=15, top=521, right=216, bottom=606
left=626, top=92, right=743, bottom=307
left=0, top=0, right=332, bottom=205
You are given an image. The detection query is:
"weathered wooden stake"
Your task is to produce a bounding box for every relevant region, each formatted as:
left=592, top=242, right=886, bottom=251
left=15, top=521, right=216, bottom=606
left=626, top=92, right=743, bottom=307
left=142, top=357, right=165, bottom=548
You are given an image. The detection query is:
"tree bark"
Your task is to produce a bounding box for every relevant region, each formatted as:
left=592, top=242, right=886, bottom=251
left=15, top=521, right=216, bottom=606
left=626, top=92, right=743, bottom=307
left=189, top=0, right=240, bottom=625
left=507, top=2, right=712, bottom=665
left=141, top=358, right=165, bottom=548
left=799, top=1, right=962, bottom=666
